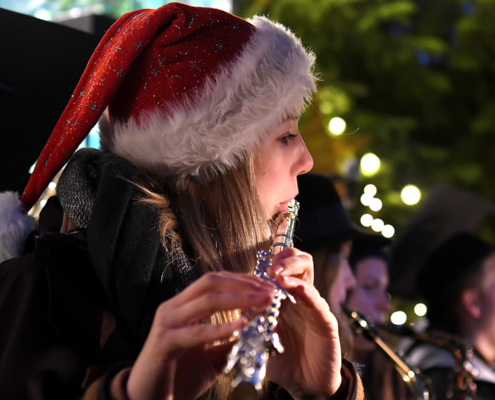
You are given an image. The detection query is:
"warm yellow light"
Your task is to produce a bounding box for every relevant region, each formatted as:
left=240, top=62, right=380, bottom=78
left=370, top=198, right=382, bottom=212
left=382, top=225, right=395, bottom=238
left=401, top=185, right=421, bottom=206
left=364, top=184, right=377, bottom=196
left=414, top=303, right=427, bottom=317
left=360, top=153, right=381, bottom=176
left=391, top=311, right=407, bottom=325
left=328, top=117, right=346, bottom=135
left=361, top=214, right=373, bottom=227
left=371, top=218, right=384, bottom=232
left=360, top=193, right=373, bottom=206
left=319, top=101, right=333, bottom=115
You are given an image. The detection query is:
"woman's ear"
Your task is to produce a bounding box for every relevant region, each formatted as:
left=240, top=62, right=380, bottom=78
left=461, top=288, right=482, bottom=319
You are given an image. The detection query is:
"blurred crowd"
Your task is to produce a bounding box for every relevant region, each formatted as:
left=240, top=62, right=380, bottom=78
left=296, top=172, right=495, bottom=400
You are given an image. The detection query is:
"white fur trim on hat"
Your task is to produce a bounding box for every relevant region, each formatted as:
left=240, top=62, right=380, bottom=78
left=101, top=16, right=317, bottom=181
left=0, top=192, right=37, bottom=263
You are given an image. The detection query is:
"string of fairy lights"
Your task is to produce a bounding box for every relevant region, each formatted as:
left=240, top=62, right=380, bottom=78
left=327, top=117, right=422, bottom=240
left=328, top=116, right=427, bottom=325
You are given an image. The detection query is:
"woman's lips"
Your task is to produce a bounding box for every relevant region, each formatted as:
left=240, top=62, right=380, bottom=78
left=279, top=201, right=290, bottom=212
left=279, top=196, right=297, bottom=212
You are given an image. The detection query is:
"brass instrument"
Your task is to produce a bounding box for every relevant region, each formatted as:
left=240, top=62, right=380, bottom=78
left=342, top=305, right=432, bottom=400
left=224, top=199, right=299, bottom=400
left=378, top=324, right=477, bottom=400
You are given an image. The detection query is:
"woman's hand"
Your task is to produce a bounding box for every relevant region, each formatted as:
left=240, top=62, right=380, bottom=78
left=125, top=271, right=274, bottom=400
left=266, top=248, right=343, bottom=399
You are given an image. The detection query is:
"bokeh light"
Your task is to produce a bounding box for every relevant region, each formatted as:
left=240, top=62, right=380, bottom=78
left=328, top=117, right=346, bottom=135
left=401, top=185, right=421, bottom=206
left=382, top=225, right=395, bottom=238
left=364, top=184, right=377, bottom=196
left=360, top=153, right=381, bottom=176
left=370, top=198, right=382, bottom=211
left=371, top=218, right=384, bottom=232
left=360, top=193, right=373, bottom=206
left=414, top=303, right=427, bottom=317
left=391, top=311, right=407, bottom=325
left=361, top=214, right=373, bottom=227
left=319, top=102, right=333, bottom=115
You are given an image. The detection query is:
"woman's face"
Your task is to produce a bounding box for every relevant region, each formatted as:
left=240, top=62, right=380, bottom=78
left=329, top=241, right=356, bottom=309
left=346, top=257, right=391, bottom=324
left=254, top=118, right=313, bottom=219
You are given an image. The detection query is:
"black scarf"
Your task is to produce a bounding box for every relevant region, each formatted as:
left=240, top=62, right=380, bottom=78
left=57, top=149, right=197, bottom=341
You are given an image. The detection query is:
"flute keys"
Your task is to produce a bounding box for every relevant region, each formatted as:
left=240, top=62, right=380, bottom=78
left=274, top=284, right=296, bottom=304
left=224, top=343, right=242, bottom=374
left=270, top=332, right=285, bottom=355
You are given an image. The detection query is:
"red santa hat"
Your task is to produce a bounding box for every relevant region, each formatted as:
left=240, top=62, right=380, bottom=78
left=0, top=2, right=317, bottom=262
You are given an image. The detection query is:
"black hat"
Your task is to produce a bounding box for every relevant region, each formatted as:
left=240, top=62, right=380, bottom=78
left=0, top=8, right=100, bottom=194
left=295, top=173, right=391, bottom=253
left=417, top=232, right=494, bottom=305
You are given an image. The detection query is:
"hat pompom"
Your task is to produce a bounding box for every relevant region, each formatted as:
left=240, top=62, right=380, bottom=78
left=0, top=192, right=37, bottom=263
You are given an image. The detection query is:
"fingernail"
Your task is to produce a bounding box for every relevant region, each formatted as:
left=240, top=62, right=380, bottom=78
left=270, top=265, right=284, bottom=274
left=282, top=276, right=293, bottom=284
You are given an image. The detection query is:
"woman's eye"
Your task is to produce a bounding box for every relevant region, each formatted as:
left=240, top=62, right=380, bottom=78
left=279, top=134, right=297, bottom=146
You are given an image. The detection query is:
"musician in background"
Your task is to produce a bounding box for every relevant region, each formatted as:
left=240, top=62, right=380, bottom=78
left=295, top=173, right=389, bottom=357
left=346, top=242, right=408, bottom=400
left=406, top=232, right=495, bottom=400
left=347, top=244, right=392, bottom=350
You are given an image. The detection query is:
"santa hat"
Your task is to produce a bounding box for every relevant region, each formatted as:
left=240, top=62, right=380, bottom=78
left=0, top=2, right=316, bottom=263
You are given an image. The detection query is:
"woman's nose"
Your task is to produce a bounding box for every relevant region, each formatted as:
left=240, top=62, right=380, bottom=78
left=378, top=291, right=392, bottom=313
left=296, top=136, right=314, bottom=176
left=343, top=261, right=357, bottom=291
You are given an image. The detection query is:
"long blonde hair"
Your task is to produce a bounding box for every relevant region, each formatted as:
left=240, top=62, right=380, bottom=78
left=140, top=154, right=272, bottom=275
left=139, top=154, right=275, bottom=400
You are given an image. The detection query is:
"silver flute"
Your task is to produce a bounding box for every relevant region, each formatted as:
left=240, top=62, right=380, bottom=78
left=224, top=199, right=299, bottom=400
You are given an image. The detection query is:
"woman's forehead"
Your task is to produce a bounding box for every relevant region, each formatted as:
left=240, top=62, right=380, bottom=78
left=357, top=258, right=388, bottom=276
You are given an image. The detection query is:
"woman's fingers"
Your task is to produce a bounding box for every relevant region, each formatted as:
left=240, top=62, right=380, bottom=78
left=128, top=318, right=246, bottom=400
left=159, top=317, right=248, bottom=356
left=269, top=248, right=314, bottom=284
left=274, top=274, right=333, bottom=320
left=167, top=271, right=274, bottom=309
left=163, top=288, right=273, bottom=327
